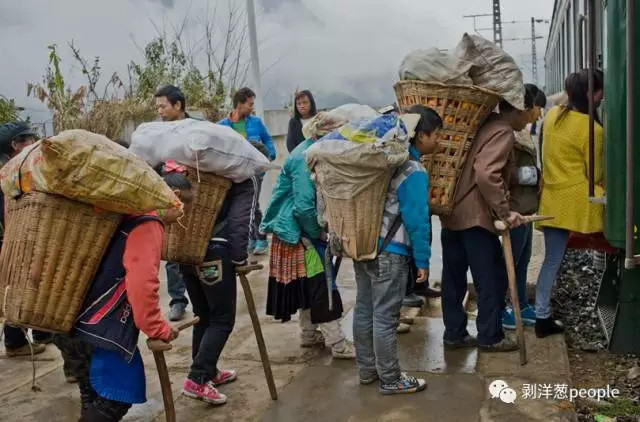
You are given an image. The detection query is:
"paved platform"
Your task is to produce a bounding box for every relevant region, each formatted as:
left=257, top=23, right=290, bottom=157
left=0, top=227, right=576, bottom=421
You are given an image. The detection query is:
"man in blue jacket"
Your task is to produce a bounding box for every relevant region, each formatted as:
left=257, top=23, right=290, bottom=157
left=218, top=87, right=276, bottom=255
left=353, top=105, right=441, bottom=395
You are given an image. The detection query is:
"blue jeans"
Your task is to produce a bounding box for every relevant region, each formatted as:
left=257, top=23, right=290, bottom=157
left=353, top=252, right=408, bottom=384
left=441, top=227, right=507, bottom=346
left=535, top=227, right=569, bottom=319
left=166, top=262, right=188, bottom=307
left=510, top=223, right=533, bottom=309
left=249, top=176, right=267, bottom=242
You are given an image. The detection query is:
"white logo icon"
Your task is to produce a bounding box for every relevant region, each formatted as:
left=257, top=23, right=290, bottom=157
left=499, top=388, right=517, bottom=404
left=489, top=380, right=516, bottom=403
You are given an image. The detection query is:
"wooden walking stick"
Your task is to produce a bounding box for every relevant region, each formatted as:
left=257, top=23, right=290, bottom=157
left=147, top=316, right=200, bottom=422
left=235, top=263, right=278, bottom=400
left=494, top=215, right=554, bottom=366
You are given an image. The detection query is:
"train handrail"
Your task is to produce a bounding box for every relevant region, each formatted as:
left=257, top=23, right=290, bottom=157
left=625, top=0, right=640, bottom=269
left=578, top=14, right=585, bottom=70
left=587, top=0, right=596, bottom=200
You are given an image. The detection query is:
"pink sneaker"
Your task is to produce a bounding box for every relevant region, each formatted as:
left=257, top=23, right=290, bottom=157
left=212, top=369, right=237, bottom=386
left=183, top=379, right=227, bottom=405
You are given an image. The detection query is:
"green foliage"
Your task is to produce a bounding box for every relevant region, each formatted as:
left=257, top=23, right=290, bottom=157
left=594, top=398, right=640, bottom=418
left=130, top=37, right=188, bottom=101
left=0, top=97, right=20, bottom=124
left=129, top=37, right=227, bottom=120
left=27, top=44, right=86, bottom=133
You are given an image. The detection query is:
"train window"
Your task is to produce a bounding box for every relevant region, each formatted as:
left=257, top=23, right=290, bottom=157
left=561, top=21, right=566, bottom=79
left=567, top=4, right=573, bottom=72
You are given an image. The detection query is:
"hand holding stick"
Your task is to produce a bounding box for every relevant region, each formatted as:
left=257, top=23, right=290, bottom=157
left=493, top=215, right=553, bottom=366
left=147, top=316, right=199, bottom=422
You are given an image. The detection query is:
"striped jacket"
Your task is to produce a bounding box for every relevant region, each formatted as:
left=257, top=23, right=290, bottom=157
left=377, top=145, right=431, bottom=269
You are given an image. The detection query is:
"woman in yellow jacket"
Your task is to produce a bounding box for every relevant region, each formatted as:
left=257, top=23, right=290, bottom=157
left=535, top=69, right=604, bottom=338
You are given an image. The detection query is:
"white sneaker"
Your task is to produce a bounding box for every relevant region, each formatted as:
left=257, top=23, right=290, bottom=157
left=331, top=340, right=356, bottom=359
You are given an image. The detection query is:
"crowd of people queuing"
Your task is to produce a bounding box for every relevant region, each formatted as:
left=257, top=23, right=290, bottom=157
left=0, top=66, right=606, bottom=420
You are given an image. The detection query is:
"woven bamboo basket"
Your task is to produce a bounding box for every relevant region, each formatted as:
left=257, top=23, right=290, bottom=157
left=0, top=192, right=121, bottom=333
left=162, top=167, right=231, bottom=265
left=323, top=170, right=394, bottom=261
left=394, top=81, right=501, bottom=215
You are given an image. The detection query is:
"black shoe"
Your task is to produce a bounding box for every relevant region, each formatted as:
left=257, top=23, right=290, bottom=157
left=478, top=336, right=519, bottom=353
left=444, top=335, right=477, bottom=350
left=33, top=332, right=54, bottom=344
left=535, top=317, right=565, bottom=338
left=402, top=293, right=425, bottom=308
left=413, top=285, right=442, bottom=298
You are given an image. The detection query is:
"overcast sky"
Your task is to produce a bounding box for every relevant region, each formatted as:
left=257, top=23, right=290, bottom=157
left=1, top=0, right=554, bottom=122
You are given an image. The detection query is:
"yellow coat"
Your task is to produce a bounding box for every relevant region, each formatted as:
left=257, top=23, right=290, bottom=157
left=537, top=106, right=605, bottom=233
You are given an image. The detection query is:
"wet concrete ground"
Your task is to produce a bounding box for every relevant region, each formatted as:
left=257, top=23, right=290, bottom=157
left=0, top=138, right=576, bottom=421
left=0, top=251, right=576, bottom=422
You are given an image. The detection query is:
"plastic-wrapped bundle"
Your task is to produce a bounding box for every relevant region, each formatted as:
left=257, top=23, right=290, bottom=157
left=305, top=114, right=410, bottom=260
left=0, top=129, right=182, bottom=214
left=130, top=118, right=279, bottom=183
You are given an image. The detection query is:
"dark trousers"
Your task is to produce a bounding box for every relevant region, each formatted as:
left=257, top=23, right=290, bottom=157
left=509, top=223, right=533, bottom=309
left=53, top=335, right=131, bottom=422
left=441, top=227, right=507, bottom=346
left=408, top=214, right=433, bottom=296
left=249, top=177, right=267, bottom=242
left=182, top=240, right=237, bottom=384
left=166, top=262, right=188, bottom=307
left=4, top=325, right=52, bottom=349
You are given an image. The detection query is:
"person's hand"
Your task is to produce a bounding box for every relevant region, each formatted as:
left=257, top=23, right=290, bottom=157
left=416, top=268, right=429, bottom=284
left=159, top=207, right=183, bottom=224
left=168, top=326, right=180, bottom=341
left=506, top=211, right=524, bottom=228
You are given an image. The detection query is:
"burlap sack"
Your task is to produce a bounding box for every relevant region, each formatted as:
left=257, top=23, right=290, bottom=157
left=0, top=129, right=181, bottom=214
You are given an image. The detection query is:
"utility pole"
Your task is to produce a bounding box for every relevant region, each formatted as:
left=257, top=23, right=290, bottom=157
left=493, top=0, right=503, bottom=48
left=246, top=0, right=263, bottom=119
left=463, top=1, right=503, bottom=49
left=463, top=13, right=493, bottom=36
left=531, top=17, right=539, bottom=84
left=503, top=17, right=549, bottom=83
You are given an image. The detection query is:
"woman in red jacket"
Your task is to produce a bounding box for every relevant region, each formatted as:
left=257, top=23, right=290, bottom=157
left=53, top=171, right=188, bottom=422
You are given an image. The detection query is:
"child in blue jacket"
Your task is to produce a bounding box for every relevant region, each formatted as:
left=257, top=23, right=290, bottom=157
left=353, top=105, right=442, bottom=395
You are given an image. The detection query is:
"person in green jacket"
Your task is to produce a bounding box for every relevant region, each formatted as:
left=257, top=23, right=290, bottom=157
left=260, top=126, right=355, bottom=359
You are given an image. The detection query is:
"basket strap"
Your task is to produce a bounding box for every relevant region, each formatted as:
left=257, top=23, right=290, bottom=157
left=380, top=216, right=402, bottom=253
left=15, top=143, right=40, bottom=199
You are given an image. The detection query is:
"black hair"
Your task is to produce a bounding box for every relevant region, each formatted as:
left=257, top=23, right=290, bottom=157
left=406, top=105, right=443, bottom=145
left=294, top=90, right=318, bottom=120
left=556, top=68, right=604, bottom=124
left=1, top=134, right=34, bottom=156
left=499, top=85, right=537, bottom=113
left=155, top=85, right=186, bottom=111
left=524, top=83, right=547, bottom=108
left=233, top=87, right=256, bottom=108
left=154, top=162, right=192, bottom=191
left=162, top=172, right=192, bottom=191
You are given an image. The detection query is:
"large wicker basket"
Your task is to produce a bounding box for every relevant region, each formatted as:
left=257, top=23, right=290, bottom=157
left=324, top=170, right=394, bottom=261
left=162, top=167, right=231, bottom=265
left=394, top=81, right=500, bottom=215
left=0, top=192, right=121, bottom=333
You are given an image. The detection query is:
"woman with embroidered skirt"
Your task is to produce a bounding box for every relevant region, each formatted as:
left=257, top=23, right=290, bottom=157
left=260, top=130, right=355, bottom=359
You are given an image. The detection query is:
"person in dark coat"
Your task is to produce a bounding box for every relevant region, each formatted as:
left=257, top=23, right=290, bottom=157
left=179, top=164, right=256, bottom=404
left=286, top=90, right=317, bottom=153
left=501, top=84, right=547, bottom=331
left=0, top=122, right=55, bottom=358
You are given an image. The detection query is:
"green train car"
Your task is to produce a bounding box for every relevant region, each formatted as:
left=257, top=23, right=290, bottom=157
left=546, top=0, right=640, bottom=354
